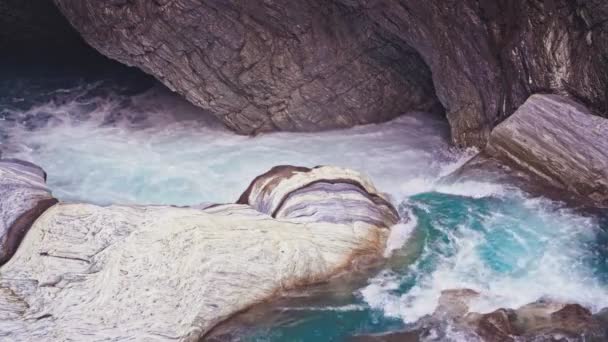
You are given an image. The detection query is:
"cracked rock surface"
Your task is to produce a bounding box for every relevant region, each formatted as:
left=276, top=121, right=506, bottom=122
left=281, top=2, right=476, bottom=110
left=53, top=0, right=441, bottom=135
left=486, top=94, right=608, bottom=208
left=337, top=0, right=608, bottom=147
left=53, top=0, right=608, bottom=147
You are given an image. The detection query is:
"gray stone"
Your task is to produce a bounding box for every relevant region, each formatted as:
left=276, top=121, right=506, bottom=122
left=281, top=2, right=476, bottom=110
left=51, top=0, right=608, bottom=147
left=338, top=0, right=608, bottom=147
left=485, top=94, right=608, bottom=207
left=0, top=159, right=57, bottom=265
left=53, top=0, right=441, bottom=135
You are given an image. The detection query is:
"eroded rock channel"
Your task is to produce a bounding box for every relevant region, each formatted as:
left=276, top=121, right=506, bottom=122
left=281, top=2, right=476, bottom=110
left=1, top=1, right=608, bottom=341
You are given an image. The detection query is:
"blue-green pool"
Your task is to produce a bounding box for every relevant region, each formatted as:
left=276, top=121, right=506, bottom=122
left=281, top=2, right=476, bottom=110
left=213, top=190, right=608, bottom=341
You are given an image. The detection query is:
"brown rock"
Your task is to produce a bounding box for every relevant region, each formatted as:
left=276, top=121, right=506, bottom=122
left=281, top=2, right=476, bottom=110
left=469, top=309, right=517, bottom=342
left=339, top=0, right=608, bottom=147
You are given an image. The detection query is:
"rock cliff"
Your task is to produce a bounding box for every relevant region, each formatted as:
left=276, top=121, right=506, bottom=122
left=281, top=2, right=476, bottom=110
left=53, top=0, right=608, bottom=147
left=53, top=0, right=441, bottom=135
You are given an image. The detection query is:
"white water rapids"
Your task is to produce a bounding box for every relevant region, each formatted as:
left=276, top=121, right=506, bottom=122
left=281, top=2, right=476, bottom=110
left=1, top=81, right=607, bottom=340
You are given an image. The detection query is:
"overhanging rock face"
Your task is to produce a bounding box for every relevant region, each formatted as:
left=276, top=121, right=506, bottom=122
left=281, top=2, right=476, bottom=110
left=53, top=0, right=441, bottom=135
left=53, top=0, right=608, bottom=147
left=337, top=0, right=608, bottom=147
left=486, top=94, right=608, bottom=207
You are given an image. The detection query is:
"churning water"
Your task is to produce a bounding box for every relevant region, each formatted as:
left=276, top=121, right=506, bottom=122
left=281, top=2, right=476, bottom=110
left=1, top=66, right=607, bottom=341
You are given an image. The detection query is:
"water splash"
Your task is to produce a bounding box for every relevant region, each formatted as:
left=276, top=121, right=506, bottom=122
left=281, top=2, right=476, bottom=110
left=1, top=82, right=459, bottom=205
left=2, top=74, right=607, bottom=342
left=361, top=190, right=608, bottom=324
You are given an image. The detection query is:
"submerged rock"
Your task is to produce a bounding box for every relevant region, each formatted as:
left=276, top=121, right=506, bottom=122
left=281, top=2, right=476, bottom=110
left=0, top=163, right=398, bottom=340
left=352, top=290, right=608, bottom=341
left=0, top=159, right=57, bottom=265
left=485, top=94, right=608, bottom=208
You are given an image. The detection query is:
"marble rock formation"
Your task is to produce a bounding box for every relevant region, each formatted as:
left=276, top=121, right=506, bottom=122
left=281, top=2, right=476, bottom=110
left=238, top=165, right=399, bottom=227
left=53, top=0, right=441, bottom=135
left=0, top=159, right=56, bottom=265
left=52, top=0, right=608, bottom=147
left=339, top=0, right=608, bottom=147
left=485, top=94, right=608, bottom=208
left=0, top=164, right=399, bottom=341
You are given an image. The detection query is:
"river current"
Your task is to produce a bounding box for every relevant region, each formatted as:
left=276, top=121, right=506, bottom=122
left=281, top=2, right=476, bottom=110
left=1, top=62, right=607, bottom=341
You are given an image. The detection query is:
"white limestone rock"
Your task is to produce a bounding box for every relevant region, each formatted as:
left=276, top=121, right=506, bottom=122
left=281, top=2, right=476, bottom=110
left=0, top=159, right=56, bottom=265
left=238, top=165, right=399, bottom=227
left=0, top=164, right=399, bottom=341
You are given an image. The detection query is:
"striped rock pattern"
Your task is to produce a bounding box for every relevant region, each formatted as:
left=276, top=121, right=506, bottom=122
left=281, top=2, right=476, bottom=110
left=486, top=94, right=608, bottom=207
left=238, top=165, right=399, bottom=227
left=0, top=163, right=399, bottom=341
left=0, top=159, right=57, bottom=265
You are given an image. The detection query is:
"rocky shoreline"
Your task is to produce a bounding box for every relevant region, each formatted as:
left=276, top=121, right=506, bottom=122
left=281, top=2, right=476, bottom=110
left=448, top=94, right=608, bottom=209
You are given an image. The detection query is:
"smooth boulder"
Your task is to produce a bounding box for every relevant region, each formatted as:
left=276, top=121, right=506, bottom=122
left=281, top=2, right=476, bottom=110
left=485, top=94, right=608, bottom=207
left=0, top=164, right=399, bottom=341
left=238, top=165, right=399, bottom=227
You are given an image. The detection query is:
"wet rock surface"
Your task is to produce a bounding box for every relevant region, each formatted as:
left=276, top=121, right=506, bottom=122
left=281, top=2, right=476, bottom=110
left=352, top=290, right=608, bottom=342
left=0, top=163, right=398, bottom=341
left=0, top=159, right=57, bottom=265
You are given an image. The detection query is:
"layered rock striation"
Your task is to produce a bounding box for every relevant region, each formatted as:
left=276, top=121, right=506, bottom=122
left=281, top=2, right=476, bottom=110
left=0, top=163, right=399, bottom=341
left=53, top=0, right=441, bottom=135
left=485, top=94, right=608, bottom=207
left=52, top=0, right=608, bottom=147
left=339, top=0, right=608, bottom=147
left=0, top=159, right=57, bottom=265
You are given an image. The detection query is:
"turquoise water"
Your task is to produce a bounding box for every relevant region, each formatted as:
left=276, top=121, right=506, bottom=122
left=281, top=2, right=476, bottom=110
left=2, top=65, right=607, bottom=342
left=217, top=191, right=608, bottom=341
